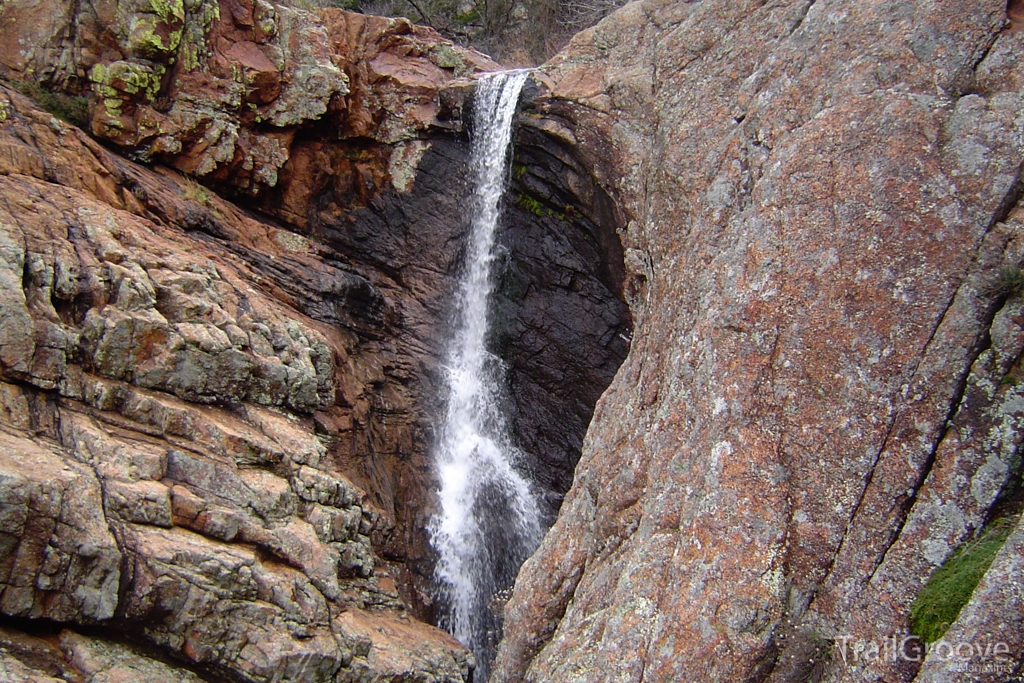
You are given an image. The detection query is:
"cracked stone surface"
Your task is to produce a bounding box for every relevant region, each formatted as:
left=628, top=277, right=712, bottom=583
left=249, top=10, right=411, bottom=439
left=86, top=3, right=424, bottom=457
left=0, top=0, right=497, bottom=197
left=494, top=1, right=1024, bottom=682
left=0, top=81, right=471, bottom=682
left=0, top=0, right=633, bottom=677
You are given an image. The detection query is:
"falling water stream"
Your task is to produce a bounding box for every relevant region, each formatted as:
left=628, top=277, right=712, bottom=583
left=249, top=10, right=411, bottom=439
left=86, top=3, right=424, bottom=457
left=428, top=70, right=543, bottom=681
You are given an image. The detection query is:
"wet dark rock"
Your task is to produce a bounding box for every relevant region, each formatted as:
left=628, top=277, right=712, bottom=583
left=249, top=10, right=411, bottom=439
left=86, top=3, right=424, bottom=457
left=495, top=118, right=632, bottom=500
left=0, top=0, right=633, bottom=678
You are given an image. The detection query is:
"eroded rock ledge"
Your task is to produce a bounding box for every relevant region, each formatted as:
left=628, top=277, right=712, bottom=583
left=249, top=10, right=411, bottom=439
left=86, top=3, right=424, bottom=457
left=0, top=82, right=472, bottom=682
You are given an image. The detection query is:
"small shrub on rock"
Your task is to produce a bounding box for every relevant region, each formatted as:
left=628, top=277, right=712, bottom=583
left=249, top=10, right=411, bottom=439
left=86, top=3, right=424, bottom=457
left=12, top=80, right=89, bottom=128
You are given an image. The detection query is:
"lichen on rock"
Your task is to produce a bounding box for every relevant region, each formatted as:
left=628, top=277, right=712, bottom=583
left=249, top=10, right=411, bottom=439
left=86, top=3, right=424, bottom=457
left=492, top=1, right=1024, bottom=682
left=0, top=79, right=474, bottom=682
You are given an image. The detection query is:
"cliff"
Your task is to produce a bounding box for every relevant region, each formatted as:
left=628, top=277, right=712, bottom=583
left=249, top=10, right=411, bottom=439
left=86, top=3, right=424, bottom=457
left=494, top=0, right=1024, bottom=682
left=0, top=0, right=628, bottom=680
left=0, top=46, right=473, bottom=683
left=2, top=0, right=1023, bottom=681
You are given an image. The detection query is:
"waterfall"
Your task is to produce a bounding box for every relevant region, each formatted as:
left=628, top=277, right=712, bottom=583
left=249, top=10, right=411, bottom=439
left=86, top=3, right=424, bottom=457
left=428, top=70, right=543, bottom=681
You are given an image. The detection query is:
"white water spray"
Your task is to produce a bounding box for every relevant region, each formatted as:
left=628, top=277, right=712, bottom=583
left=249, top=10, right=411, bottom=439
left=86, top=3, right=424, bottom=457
left=429, top=70, right=543, bottom=680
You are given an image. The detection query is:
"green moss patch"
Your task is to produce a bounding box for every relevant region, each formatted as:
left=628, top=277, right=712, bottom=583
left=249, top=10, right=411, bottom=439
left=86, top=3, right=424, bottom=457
left=517, top=192, right=545, bottom=216
left=910, top=519, right=1014, bottom=643
left=516, top=192, right=568, bottom=222
left=90, top=61, right=165, bottom=102
left=428, top=44, right=470, bottom=76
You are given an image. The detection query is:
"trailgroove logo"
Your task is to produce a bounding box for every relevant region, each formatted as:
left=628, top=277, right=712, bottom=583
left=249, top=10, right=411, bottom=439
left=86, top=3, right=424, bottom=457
left=834, top=635, right=1013, bottom=665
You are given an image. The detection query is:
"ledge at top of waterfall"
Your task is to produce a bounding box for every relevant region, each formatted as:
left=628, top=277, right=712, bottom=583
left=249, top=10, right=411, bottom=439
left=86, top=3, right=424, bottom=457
left=428, top=69, right=543, bottom=682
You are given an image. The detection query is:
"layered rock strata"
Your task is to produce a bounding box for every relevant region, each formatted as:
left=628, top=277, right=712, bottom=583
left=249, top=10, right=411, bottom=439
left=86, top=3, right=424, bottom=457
left=0, top=81, right=472, bottom=682
left=0, top=0, right=632, bottom=679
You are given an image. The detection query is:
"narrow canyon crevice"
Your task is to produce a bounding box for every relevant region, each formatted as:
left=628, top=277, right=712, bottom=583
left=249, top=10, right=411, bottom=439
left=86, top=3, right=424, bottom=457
left=285, top=90, right=634, bottom=617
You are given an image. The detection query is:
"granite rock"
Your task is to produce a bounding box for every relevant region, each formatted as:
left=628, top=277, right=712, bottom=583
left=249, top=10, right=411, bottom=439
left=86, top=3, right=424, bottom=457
left=494, top=1, right=1024, bottom=681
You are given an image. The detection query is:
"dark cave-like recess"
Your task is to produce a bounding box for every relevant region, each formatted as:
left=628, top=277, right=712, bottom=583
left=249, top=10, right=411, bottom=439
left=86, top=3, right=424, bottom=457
left=294, top=91, right=632, bottom=614
left=494, top=118, right=632, bottom=512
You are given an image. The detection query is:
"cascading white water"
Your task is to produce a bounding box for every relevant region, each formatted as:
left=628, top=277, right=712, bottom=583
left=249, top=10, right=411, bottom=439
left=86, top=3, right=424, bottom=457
left=428, top=70, right=543, bottom=681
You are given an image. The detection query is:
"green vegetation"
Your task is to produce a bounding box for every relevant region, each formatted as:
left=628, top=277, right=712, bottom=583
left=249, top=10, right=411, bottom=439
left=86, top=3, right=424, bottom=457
left=428, top=43, right=470, bottom=75
left=985, top=265, right=1024, bottom=298
left=179, top=0, right=220, bottom=71
left=280, top=0, right=628, bottom=64
left=516, top=192, right=567, bottom=221
left=89, top=62, right=165, bottom=102
left=909, top=519, right=1014, bottom=643
left=12, top=80, right=89, bottom=129
left=181, top=177, right=214, bottom=206
left=455, top=8, right=480, bottom=24
left=517, top=192, right=545, bottom=216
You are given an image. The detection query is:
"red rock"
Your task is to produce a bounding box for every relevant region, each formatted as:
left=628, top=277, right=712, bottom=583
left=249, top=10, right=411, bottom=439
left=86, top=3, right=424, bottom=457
left=0, top=0, right=495, bottom=198
left=494, top=1, right=1024, bottom=682
left=0, top=81, right=470, bottom=681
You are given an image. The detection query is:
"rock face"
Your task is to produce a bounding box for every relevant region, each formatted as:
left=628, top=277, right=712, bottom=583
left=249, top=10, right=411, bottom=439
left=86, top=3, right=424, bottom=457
left=0, top=0, right=494, bottom=196
left=500, top=111, right=632, bottom=500
left=0, top=81, right=472, bottom=682
left=494, top=1, right=1024, bottom=682
left=0, top=0, right=631, bottom=679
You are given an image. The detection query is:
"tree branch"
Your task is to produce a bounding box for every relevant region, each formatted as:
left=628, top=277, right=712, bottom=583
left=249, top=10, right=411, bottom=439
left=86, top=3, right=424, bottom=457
left=404, top=0, right=437, bottom=29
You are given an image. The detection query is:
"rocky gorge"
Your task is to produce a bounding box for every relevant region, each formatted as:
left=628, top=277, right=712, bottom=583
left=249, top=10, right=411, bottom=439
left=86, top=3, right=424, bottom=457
left=0, top=0, right=629, bottom=679
left=0, top=0, right=1021, bottom=682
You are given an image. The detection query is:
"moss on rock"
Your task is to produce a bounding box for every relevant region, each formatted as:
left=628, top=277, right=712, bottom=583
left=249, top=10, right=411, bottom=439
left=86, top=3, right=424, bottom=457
left=428, top=44, right=471, bottom=76
left=179, top=0, right=221, bottom=71
left=124, top=1, right=186, bottom=57
left=910, top=518, right=1015, bottom=643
